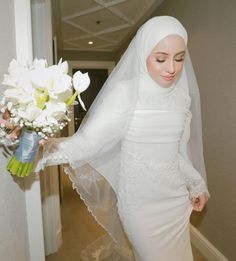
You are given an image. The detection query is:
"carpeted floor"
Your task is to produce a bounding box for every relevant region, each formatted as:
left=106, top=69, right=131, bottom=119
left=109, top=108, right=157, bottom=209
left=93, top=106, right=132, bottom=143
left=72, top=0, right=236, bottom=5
left=46, top=174, right=208, bottom=261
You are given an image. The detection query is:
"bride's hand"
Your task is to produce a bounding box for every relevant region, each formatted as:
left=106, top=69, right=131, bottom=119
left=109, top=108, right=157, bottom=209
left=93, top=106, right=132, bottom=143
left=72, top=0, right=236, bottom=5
left=39, top=138, right=49, bottom=147
left=38, top=138, right=58, bottom=153
left=7, top=126, right=22, bottom=140
left=191, top=192, right=208, bottom=212
left=1, top=109, right=22, bottom=140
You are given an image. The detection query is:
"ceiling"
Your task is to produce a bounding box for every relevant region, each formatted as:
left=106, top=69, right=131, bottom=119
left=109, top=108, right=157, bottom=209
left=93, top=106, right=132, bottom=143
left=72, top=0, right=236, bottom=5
left=53, top=0, right=164, bottom=53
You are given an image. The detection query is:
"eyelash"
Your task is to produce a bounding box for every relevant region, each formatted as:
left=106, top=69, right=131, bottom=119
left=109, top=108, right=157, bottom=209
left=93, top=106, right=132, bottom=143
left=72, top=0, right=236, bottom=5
left=175, top=58, right=184, bottom=62
left=156, top=58, right=184, bottom=63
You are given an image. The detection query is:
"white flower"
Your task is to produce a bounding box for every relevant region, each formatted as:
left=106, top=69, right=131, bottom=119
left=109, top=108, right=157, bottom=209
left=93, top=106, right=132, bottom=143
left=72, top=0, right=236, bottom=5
left=7, top=59, right=28, bottom=79
left=73, top=71, right=90, bottom=93
left=72, top=71, right=90, bottom=110
left=31, top=58, right=47, bottom=70
left=31, top=62, right=72, bottom=101
left=31, top=68, right=52, bottom=90
left=46, top=116, right=58, bottom=125
left=46, top=59, right=68, bottom=76
left=55, top=89, right=73, bottom=103
left=58, top=58, right=68, bottom=74
left=18, top=104, right=42, bottom=121
left=2, top=59, right=30, bottom=88
left=45, top=101, right=67, bottom=120
left=33, top=113, right=47, bottom=127
left=48, top=74, right=72, bottom=100
left=17, top=73, right=34, bottom=94
left=2, top=74, right=18, bottom=88
left=4, top=88, right=33, bottom=104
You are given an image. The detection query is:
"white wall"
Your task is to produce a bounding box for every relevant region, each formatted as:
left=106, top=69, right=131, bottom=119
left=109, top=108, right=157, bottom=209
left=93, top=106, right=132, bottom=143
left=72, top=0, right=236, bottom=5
left=0, top=0, right=30, bottom=260
left=152, top=0, right=236, bottom=260
left=31, top=0, right=63, bottom=255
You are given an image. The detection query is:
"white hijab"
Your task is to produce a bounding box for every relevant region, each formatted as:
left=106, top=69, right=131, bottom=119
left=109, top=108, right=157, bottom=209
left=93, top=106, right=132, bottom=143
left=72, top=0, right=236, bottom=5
left=36, top=16, right=207, bottom=260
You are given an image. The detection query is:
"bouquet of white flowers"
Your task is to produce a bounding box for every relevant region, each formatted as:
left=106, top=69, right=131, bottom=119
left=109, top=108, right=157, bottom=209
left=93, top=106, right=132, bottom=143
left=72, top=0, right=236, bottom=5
left=0, top=58, right=90, bottom=177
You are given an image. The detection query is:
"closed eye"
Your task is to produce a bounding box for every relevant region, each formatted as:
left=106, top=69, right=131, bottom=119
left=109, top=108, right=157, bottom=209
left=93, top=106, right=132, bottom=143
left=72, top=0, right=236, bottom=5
left=175, top=58, right=184, bottom=62
left=156, top=59, right=165, bottom=63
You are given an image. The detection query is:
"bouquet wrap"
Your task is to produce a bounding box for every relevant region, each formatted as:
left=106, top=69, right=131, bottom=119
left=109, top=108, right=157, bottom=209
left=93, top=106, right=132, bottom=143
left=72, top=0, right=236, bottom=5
left=7, top=128, right=41, bottom=177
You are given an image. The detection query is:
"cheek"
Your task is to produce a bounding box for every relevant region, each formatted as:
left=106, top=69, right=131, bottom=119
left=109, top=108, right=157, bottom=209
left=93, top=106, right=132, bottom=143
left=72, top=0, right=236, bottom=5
left=175, top=63, right=184, bottom=75
left=146, top=58, right=163, bottom=76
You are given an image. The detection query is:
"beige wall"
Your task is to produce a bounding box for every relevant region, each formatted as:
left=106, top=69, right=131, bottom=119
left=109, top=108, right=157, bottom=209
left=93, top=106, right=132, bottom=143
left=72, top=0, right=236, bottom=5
left=0, top=0, right=30, bottom=260
left=150, top=0, right=236, bottom=259
left=58, top=50, right=117, bottom=62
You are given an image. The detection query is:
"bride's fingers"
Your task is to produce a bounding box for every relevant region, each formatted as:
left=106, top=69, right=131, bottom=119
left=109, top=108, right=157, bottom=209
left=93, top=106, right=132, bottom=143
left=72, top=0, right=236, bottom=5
left=0, top=118, right=14, bottom=130
left=39, top=139, right=48, bottom=147
left=191, top=194, right=207, bottom=212
left=1, top=110, right=19, bottom=130
left=2, top=109, right=11, bottom=120
left=192, top=201, right=203, bottom=212
left=8, top=126, right=22, bottom=139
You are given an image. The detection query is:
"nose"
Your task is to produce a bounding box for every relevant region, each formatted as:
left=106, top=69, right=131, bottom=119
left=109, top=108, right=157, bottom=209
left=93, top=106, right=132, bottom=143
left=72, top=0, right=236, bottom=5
left=166, top=59, right=175, bottom=74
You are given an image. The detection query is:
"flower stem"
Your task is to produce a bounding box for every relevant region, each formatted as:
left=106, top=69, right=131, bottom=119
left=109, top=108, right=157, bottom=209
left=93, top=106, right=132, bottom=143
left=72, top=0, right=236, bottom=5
left=66, top=91, right=78, bottom=106
left=7, top=156, right=34, bottom=177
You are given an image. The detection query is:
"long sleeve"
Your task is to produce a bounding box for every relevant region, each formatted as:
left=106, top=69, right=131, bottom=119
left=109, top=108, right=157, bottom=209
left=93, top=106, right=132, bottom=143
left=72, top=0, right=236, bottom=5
left=35, top=82, right=132, bottom=172
left=178, top=111, right=210, bottom=199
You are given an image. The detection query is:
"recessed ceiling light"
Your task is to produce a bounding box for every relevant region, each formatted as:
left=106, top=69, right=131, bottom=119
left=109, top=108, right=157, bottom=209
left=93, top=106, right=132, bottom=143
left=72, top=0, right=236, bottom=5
left=88, top=41, right=93, bottom=45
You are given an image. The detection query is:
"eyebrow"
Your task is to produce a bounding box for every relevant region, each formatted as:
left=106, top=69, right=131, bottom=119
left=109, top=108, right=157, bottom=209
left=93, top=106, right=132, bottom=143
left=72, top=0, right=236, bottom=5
left=154, top=51, right=185, bottom=55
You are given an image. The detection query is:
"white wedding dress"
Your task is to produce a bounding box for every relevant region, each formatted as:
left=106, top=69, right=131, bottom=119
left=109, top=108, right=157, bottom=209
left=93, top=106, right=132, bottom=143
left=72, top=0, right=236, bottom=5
left=116, top=81, right=207, bottom=261
left=35, top=78, right=209, bottom=261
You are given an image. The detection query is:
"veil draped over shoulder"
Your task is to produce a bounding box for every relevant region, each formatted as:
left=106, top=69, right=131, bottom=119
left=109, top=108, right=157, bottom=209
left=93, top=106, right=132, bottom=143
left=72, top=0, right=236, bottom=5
left=35, top=16, right=209, bottom=260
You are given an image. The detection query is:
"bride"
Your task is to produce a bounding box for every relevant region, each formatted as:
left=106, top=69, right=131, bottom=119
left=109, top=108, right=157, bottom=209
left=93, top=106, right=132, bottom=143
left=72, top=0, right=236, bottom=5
left=36, top=16, right=210, bottom=261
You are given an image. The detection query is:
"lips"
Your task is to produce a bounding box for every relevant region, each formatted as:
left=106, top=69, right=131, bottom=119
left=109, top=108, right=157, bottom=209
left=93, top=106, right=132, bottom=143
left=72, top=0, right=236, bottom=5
left=162, top=75, right=175, bottom=81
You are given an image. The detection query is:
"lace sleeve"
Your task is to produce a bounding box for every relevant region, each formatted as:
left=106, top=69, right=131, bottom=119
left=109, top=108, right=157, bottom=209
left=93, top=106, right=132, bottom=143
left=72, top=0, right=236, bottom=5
left=35, top=136, right=85, bottom=172
left=34, top=82, right=129, bottom=173
left=178, top=111, right=210, bottom=200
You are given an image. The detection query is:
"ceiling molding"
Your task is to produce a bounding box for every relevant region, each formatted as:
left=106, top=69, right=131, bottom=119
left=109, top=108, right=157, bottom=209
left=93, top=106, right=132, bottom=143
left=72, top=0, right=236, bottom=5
left=54, top=0, right=164, bottom=53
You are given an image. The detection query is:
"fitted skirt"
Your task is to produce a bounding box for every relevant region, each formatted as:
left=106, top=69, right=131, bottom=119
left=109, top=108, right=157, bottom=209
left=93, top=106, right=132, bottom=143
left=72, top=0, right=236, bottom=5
left=117, top=144, right=194, bottom=261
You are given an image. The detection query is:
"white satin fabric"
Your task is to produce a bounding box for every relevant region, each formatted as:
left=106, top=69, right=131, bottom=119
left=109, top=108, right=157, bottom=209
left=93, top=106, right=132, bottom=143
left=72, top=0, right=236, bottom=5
left=116, top=79, right=206, bottom=260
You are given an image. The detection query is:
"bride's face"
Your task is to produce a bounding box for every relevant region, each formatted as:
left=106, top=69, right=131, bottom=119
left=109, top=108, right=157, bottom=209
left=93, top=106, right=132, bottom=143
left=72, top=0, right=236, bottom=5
left=146, top=35, right=186, bottom=87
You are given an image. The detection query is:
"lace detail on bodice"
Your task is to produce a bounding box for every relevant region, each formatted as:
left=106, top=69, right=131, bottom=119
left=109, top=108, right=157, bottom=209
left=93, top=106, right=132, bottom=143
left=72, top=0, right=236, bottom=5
left=121, top=142, right=179, bottom=177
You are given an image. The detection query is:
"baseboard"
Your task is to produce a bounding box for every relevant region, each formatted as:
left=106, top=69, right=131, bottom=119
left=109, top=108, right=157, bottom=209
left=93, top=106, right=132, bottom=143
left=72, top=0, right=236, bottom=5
left=190, top=224, right=229, bottom=261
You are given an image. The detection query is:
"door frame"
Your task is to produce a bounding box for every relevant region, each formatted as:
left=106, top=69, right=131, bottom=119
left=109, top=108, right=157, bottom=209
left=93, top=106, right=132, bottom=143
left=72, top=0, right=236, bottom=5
left=67, top=60, right=115, bottom=136
left=14, top=0, right=45, bottom=260
left=31, top=0, right=62, bottom=256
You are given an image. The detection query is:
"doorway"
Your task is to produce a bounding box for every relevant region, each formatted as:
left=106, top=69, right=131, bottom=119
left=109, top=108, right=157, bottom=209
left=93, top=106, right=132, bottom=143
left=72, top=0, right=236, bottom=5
left=67, top=61, right=115, bottom=136
left=72, top=68, right=108, bottom=131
